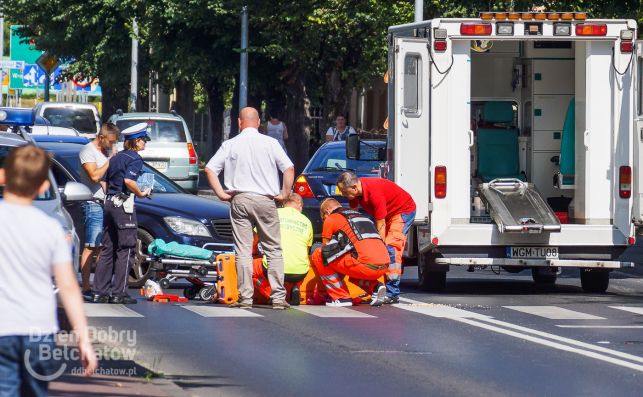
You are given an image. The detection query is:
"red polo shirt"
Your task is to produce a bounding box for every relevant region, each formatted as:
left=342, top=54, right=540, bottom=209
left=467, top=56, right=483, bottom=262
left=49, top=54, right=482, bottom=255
left=349, top=178, right=416, bottom=221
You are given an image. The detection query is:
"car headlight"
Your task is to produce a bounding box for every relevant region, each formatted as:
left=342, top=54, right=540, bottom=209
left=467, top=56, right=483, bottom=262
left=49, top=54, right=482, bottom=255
left=164, top=217, right=212, bottom=237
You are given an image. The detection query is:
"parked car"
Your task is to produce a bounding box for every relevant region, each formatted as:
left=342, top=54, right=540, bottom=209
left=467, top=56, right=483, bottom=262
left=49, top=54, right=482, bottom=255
left=107, top=111, right=199, bottom=193
left=0, top=108, right=92, bottom=273
left=30, top=125, right=80, bottom=136
left=33, top=135, right=232, bottom=287
left=34, top=102, right=101, bottom=139
left=296, top=140, right=386, bottom=237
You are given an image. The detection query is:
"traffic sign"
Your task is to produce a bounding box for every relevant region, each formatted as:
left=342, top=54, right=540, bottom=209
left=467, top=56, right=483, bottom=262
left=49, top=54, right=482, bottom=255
left=36, top=52, right=59, bottom=74
left=0, top=60, right=25, bottom=69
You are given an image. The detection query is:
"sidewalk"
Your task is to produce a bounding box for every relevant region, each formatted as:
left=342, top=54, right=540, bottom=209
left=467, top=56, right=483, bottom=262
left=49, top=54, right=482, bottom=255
left=49, top=358, right=186, bottom=397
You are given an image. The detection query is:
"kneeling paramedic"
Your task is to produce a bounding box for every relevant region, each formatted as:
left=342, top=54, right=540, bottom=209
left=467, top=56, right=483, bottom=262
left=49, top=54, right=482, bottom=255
left=311, top=198, right=389, bottom=307
left=91, top=123, right=152, bottom=304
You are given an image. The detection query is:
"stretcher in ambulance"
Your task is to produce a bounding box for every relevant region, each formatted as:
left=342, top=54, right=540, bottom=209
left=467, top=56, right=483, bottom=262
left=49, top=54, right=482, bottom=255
left=347, top=11, right=641, bottom=292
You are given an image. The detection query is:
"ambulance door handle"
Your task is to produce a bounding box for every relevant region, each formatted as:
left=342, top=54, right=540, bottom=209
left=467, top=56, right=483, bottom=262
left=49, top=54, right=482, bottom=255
left=400, top=107, right=409, bottom=128
left=467, top=130, right=475, bottom=148
left=583, top=130, right=590, bottom=149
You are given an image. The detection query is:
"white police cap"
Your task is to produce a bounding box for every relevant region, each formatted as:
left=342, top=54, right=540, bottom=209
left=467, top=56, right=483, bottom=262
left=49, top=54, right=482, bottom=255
left=122, top=122, right=151, bottom=141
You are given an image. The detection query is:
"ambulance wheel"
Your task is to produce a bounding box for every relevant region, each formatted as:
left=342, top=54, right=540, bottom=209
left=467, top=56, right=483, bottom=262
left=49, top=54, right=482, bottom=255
left=418, top=254, right=446, bottom=291
left=159, top=278, right=171, bottom=290
left=531, top=268, right=557, bottom=286
left=129, top=229, right=155, bottom=287
left=183, top=286, right=198, bottom=300
left=580, top=269, right=610, bottom=293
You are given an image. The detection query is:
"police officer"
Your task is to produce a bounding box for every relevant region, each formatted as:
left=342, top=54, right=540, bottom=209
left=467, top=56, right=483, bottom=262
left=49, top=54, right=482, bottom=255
left=90, top=123, right=151, bottom=304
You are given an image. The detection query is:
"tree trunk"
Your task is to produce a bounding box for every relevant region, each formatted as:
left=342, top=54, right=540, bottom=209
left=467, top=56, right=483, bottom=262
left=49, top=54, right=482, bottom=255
left=322, top=65, right=354, bottom=128
left=100, top=82, right=129, bottom=123
left=206, top=81, right=225, bottom=160
left=173, top=80, right=195, bottom=128
left=282, top=66, right=311, bottom=174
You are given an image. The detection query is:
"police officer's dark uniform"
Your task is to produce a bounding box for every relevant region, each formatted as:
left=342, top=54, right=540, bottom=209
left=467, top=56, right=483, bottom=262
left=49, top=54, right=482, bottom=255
left=91, top=123, right=151, bottom=304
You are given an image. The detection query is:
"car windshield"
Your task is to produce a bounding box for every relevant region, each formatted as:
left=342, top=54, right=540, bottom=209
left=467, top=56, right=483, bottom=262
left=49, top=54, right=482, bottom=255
left=42, top=108, right=96, bottom=135
left=0, top=146, right=55, bottom=200
left=116, top=119, right=187, bottom=143
left=56, top=152, right=184, bottom=194
left=307, top=142, right=384, bottom=172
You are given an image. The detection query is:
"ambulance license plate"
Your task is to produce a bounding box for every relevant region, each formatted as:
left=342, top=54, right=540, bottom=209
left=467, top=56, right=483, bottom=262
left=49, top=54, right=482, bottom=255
left=149, top=161, right=168, bottom=171
left=507, top=246, right=559, bottom=259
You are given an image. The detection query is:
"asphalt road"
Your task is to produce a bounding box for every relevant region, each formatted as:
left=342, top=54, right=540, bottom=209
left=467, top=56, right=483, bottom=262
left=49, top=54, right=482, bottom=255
left=75, top=263, right=643, bottom=397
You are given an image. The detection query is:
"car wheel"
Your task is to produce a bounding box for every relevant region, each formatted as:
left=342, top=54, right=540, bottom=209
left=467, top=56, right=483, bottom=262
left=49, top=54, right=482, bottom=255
left=418, top=253, right=447, bottom=292
left=531, top=268, right=557, bottom=286
left=580, top=268, right=610, bottom=293
left=128, top=229, right=155, bottom=288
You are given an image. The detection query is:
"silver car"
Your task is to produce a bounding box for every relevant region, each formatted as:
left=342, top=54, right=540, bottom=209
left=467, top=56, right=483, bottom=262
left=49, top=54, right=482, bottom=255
left=108, top=111, right=199, bottom=193
left=0, top=132, right=92, bottom=272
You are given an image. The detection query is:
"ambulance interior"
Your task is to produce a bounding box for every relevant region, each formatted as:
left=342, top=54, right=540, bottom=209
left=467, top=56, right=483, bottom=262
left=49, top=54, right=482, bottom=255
left=469, top=39, right=587, bottom=227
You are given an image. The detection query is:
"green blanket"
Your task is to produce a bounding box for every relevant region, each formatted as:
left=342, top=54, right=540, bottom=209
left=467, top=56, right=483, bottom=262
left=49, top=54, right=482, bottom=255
left=148, top=239, right=214, bottom=260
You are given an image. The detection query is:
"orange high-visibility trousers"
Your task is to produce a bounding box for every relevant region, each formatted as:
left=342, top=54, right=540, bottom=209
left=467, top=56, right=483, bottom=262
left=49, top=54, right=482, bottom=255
left=384, top=214, right=407, bottom=281
left=311, top=248, right=387, bottom=301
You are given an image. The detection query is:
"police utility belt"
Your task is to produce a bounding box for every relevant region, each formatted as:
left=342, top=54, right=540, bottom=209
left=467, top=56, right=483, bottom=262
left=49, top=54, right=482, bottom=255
left=321, top=209, right=382, bottom=265
left=106, top=193, right=135, bottom=214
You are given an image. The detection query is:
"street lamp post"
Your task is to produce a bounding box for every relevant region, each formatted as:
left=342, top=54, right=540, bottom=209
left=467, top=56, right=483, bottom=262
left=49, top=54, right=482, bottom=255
left=130, top=19, right=138, bottom=112
left=239, top=6, right=248, bottom=110
left=415, top=0, right=423, bottom=23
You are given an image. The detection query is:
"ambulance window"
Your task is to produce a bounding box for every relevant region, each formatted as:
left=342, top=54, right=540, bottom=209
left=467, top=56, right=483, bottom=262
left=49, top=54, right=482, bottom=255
left=403, top=54, right=421, bottom=115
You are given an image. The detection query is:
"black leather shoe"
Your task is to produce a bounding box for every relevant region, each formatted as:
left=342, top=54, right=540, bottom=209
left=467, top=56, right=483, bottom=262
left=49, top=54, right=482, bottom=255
left=89, top=294, right=109, bottom=304
left=109, top=295, right=137, bottom=305
left=289, top=286, right=301, bottom=306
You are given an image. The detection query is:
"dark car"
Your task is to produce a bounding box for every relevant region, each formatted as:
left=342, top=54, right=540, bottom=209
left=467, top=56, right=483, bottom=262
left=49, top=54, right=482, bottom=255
left=296, top=140, right=386, bottom=237
left=33, top=136, right=233, bottom=287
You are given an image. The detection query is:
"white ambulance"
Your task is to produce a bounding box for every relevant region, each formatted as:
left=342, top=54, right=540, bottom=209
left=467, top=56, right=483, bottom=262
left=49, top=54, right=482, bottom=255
left=348, top=11, right=640, bottom=292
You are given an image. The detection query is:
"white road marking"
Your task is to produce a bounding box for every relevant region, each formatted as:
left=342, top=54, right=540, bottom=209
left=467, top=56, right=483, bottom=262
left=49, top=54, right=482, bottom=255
left=293, top=306, right=376, bottom=318
left=182, top=306, right=263, bottom=318
left=609, top=306, right=643, bottom=316
left=503, top=306, right=605, bottom=320
left=396, top=298, right=491, bottom=319
left=395, top=297, right=643, bottom=372
left=556, top=325, right=643, bottom=329
left=83, top=303, right=143, bottom=318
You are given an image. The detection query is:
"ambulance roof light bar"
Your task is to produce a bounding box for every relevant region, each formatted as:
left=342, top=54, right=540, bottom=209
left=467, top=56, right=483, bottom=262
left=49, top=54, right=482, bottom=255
left=479, top=11, right=587, bottom=21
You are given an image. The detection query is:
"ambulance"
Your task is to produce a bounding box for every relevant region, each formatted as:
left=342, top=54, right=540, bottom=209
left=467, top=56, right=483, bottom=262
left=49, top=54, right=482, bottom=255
left=347, top=11, right=640, bottom=292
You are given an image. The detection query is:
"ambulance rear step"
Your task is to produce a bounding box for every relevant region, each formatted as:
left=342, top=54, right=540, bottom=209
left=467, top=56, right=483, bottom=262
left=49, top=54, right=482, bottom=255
left=478, top=178, right=561, bottom=234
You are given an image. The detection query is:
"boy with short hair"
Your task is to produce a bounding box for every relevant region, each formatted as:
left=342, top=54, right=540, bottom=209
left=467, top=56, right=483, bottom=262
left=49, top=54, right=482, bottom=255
left=0, top=145, right=97, bottom=395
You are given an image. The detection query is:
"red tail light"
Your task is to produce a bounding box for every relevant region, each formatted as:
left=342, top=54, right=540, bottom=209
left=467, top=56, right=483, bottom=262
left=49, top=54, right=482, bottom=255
left=434, top=40, right=447, bottom=51
left=619, top=166, right=632, bottom=198
left=620, top=41, right=634, bottom=53
left=575, top=24, right=607, bottom=36
left=460, top=23, right=492, bottom=36
left=187, top=143, right=197, bottom=165
left=435, top=166, right=447, bottom=199
left=294, top=175, right=315, bottom=198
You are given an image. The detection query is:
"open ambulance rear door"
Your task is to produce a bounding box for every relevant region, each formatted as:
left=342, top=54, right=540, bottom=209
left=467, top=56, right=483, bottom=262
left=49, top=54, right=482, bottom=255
left=634, top=41, right=643, bottom=227
left=391, top=37, right=431, bottom=224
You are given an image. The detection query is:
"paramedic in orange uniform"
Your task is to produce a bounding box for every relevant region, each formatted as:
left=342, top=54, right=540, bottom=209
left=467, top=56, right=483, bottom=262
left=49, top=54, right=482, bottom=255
left=337, top=172, right=416, bottom=304
left=311, top=198, right=389, bottom=307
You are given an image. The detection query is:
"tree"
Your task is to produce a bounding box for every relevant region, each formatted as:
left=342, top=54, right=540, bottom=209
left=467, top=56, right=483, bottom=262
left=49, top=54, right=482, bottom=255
left=0, top=0, right=139, bottom=120
left=142, top=0, right=239, bottom=155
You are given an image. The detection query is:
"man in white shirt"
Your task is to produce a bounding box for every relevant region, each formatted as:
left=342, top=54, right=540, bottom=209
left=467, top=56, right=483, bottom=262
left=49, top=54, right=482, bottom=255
left=78, top=122, right=120, bottom=297
left=325, top=114, right=357, bottom=142
left=205, top=107, right=294, bottom=310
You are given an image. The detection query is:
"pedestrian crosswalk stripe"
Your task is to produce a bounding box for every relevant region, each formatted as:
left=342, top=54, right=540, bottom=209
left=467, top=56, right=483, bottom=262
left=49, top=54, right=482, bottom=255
left=83, top=303, right=143, bottom=318
left=181, top=305, right=263, bottom=318
left=293, top=306, right=376, bottom=318
left=609, top=306, right=643, bottom=316
left=503, top=306, right=605, bottom=320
